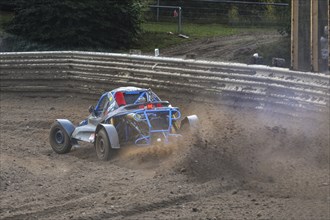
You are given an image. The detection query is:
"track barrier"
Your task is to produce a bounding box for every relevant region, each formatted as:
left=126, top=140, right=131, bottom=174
left=1, top=51, right=329, bottom=114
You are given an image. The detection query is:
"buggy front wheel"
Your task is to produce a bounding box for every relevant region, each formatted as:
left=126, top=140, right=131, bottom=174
left=49, top=121, right=72, bottom=154
left=95, top=129, right=112, bottom=161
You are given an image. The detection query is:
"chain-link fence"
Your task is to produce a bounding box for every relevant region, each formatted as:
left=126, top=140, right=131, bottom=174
left=146, top=0, right=289, bottom=26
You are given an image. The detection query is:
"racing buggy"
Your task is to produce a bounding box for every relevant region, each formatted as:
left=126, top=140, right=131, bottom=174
left=49, top=87, right=198, bottom=160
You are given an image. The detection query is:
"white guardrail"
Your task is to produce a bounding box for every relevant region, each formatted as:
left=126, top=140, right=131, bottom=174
left=0, top=51, right=329, bottom=114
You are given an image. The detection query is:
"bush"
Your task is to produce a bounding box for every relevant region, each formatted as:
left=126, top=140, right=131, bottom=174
left=5, top=0, right=144, bottom=50
left=0, top=0, right=24, bottom=11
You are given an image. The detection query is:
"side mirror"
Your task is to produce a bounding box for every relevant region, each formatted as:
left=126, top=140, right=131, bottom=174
left=88, top=105, right=95, bottom=114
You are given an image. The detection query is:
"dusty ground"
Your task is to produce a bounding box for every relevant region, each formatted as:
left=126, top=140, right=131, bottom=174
left=0, top=91, right=329, bottom=220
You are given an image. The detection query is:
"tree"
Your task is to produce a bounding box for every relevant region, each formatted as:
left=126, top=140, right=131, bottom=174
left=0, top=0, right=24, bottom=11
left=6, top=0, right=144, bottom=50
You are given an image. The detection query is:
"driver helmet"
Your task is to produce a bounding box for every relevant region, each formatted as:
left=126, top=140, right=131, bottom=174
left=137, top=96, right=147, bottom=103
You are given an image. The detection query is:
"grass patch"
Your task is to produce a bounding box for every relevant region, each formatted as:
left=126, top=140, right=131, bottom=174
left=134, top=21, right=277, bottom=53
left=135, top=22, right=240, bottom=52
left=133, top=31, right=185, bottom=52
left=142, top=22, right=239, bottom=38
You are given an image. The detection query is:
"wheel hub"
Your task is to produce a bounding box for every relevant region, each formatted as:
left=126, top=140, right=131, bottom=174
left=55, top=129, right=64, bottom=144
left=99, top=139, right=105, bottom=154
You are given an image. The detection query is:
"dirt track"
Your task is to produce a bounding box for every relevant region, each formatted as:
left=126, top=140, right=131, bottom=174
left=161, top=32, right=281, bottom=62
left=0, top=91, right=329, bottom=220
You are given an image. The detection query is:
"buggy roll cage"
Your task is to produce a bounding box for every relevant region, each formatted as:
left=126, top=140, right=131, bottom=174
left=115, top=106, right=181, bottom=146
left=94, top=89, right=161, bottom=115
left=134, top=107, right=181, bottom=145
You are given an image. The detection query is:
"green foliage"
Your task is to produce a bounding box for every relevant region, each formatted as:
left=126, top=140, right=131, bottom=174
left=0, top=11, right=14, bottom=33
left=0, top=0, right=24, bottom=11
left=6, top=0, right=144, bottom=50
left=264, top=1, right=277, bottom=22
left=228, top=6, right=239, bottom=25
left=150, top=0, right=290, bottom=27
left=276, top=0, right=291, bottom=37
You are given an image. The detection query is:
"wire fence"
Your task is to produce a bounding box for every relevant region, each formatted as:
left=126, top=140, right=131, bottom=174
left=145, top=1, right=289, bottom=27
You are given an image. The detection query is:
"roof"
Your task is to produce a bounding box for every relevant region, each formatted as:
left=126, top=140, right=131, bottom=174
left=110, top=87, right=146, bottom=93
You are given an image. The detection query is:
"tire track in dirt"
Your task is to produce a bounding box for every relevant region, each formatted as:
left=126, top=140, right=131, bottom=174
left=1, top=93, right=329, bottom=219
left=84, top=194, right=194, bottom=220
left=2, top=192, right=100, bottom=220
left=161, top=32, right=281, bottom=62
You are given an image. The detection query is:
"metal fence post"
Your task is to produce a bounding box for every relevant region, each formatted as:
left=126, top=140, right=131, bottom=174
left=156, top=0, right=160, bottom=22
left=150, top=5, right=182, bottom=34
left=178, top=7, right=182, bottom=33
left=311, top=0, right=319, bottom=72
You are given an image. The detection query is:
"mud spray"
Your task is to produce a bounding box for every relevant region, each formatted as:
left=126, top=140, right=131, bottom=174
left=114, top=99, right=329, bottom=201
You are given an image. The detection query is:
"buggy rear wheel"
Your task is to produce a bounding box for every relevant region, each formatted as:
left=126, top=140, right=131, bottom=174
left=49, top=121, right=72, bottom=154
left=95, top=129, right=112, bottom=161
left=180, top=115, right=199, bottom=134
